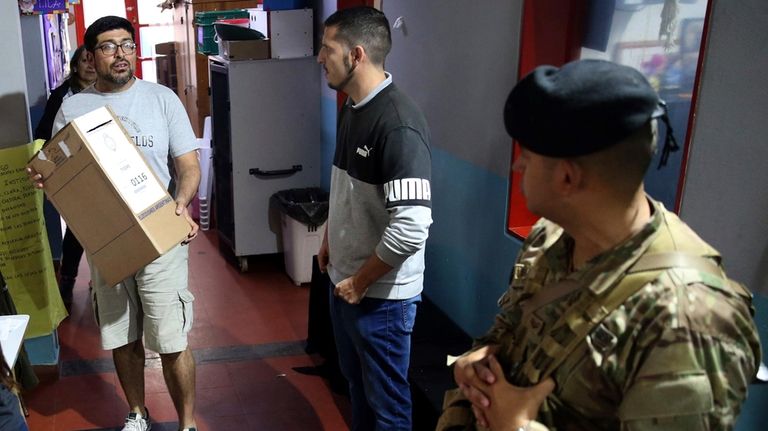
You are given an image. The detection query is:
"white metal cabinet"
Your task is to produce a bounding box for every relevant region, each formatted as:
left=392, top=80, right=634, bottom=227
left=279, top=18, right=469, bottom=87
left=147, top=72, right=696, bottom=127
left=209, top=56, right=320, bottom=270
left=247, top=7, right=313, bottom=59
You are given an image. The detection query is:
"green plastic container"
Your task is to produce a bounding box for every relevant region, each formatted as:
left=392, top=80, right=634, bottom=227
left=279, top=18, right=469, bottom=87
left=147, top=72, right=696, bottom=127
left=194, top=9, right=249, bottom=55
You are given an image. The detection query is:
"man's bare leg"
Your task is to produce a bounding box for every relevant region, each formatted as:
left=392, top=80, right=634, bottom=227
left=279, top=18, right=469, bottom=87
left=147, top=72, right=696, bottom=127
left=113, top=340, right=147, bottom=416
left=160, top=347, right=196, bottom=429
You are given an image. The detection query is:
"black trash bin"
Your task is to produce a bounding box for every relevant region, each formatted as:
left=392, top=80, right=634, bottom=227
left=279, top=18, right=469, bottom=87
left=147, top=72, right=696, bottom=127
left=270, top=188, right=329, bottom=285
left=270, top=188, right=329, bottom=227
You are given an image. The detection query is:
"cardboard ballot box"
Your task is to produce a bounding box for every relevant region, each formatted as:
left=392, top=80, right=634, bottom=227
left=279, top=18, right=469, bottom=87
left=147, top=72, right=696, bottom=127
left=27, top=106, right=189, bottom=287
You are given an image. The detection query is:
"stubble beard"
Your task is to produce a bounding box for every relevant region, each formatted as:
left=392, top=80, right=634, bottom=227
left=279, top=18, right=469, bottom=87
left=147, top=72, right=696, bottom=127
left=327, top=56, right=356, bottom=92
left=105, top=69, right=134, bottom=86
left=102, top=58, right=134, bottom=87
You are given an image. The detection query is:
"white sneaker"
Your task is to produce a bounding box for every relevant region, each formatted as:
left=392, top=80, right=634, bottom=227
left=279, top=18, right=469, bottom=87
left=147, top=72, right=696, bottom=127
left=121, top=409, right=152, bottom=431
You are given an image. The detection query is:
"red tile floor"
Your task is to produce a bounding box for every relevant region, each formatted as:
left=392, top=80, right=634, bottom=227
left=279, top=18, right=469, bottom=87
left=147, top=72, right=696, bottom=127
left=23, top=230, right=351, bottom=431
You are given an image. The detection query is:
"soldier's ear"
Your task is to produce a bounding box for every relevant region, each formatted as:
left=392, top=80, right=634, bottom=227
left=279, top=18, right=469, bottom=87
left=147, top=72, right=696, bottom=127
left=558, top=159, right=584, bottom=196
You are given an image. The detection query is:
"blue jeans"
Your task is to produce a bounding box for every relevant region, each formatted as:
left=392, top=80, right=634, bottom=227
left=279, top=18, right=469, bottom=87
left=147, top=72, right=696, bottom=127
left=0, top=384, right=28, bottom=431
left=329, top=286, right=420, bottom=431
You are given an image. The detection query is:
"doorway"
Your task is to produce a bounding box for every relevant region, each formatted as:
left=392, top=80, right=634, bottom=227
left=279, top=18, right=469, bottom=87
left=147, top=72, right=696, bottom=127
left=74, top=0, right=174, bottom=82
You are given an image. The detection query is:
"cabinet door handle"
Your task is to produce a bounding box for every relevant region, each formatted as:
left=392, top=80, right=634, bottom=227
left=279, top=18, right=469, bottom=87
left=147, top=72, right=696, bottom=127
left=249, top=165, right=303, bottom=177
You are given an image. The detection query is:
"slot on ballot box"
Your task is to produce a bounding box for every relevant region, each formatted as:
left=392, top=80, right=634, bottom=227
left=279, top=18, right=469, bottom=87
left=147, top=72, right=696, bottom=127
left=28, top=106, right=190, bottom=287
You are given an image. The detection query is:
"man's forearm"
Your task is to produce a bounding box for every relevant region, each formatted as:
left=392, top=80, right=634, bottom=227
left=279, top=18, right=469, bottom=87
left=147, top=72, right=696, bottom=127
left=353, top=253, right=393, bottom=292
left=173, top=152, right=201, bottom=207
left=175, top=171, right=200, bottom=206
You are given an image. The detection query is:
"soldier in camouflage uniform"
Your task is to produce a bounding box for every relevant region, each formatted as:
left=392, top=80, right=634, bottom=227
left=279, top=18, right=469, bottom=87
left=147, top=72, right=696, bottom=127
left=438, top=60, right=762, bottom=431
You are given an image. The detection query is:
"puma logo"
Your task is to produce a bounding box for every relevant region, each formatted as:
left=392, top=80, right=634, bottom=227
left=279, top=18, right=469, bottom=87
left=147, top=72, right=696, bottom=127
left=356, top=145, right=372, bottom=158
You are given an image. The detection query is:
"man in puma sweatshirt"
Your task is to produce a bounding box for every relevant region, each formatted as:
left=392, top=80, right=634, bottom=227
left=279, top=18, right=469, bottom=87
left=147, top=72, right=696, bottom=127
left=317, top=6, right=432, bottom=431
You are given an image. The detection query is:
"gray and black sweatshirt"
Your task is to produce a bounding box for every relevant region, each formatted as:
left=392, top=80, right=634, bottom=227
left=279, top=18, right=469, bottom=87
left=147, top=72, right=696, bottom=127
left=327, top=78, right=432, bottom=300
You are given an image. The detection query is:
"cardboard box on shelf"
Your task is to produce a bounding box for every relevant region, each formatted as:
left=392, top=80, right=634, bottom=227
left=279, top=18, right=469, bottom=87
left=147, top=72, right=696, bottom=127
left=27, top=106, right=190, bottom=287
left=155, top=41, right=176, bottom=56
left=218, top=39, right=270, bottom=60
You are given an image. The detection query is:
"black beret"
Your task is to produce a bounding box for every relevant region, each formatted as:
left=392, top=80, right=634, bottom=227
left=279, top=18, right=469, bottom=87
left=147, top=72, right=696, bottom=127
left=504, top=59, right=664, bottom=158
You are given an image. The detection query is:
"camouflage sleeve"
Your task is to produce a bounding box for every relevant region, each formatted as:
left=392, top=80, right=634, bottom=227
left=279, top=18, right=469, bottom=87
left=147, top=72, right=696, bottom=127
left=473, top=305, right=519, bottom=349
left=617, top=278, right=761, bottom=430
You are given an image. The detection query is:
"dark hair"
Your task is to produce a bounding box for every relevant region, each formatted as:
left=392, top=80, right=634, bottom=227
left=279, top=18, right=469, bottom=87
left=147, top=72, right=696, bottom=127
left=324, top=7, right=391, bottom=66
left=84, top=16, right=135, bottom=52
left=69, top=45, right=87, bottom=74
left=575, top=121, right=656, bottom=198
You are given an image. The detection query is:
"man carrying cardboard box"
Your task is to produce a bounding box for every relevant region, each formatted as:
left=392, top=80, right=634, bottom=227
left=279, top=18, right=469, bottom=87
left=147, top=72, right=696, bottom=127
left=28, top=16, right=200, bottom=431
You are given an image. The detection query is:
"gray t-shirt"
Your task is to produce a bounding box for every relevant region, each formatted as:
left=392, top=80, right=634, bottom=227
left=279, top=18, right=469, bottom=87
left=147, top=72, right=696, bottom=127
left=52, top=78, right=197, bottom=189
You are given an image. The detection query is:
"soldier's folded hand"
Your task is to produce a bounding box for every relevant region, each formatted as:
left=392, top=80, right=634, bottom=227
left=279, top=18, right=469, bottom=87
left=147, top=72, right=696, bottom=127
left=454, top=344, right=499, bottom=426
left=478, top=354, right=555, bottom=431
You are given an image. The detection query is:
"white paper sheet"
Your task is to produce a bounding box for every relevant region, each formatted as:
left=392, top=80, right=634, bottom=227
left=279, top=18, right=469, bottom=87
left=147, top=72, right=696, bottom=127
left=0, top=315, right=29, bottom=367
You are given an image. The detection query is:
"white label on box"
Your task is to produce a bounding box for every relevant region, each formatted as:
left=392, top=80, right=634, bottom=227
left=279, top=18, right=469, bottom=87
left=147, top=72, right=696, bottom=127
left=73, top=111, right=167, bottom=214
left=88, top=123, right=166, bottom=213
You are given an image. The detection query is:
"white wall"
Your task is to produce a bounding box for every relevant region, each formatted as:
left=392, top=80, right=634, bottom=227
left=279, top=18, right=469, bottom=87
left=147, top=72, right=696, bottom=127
left=383, top=0, right=523, bottom=177
left=0, top=2, right=32, bottom=149
left=679, top=0, right=768, bottom=294
left=21, top=15, right=50, bottom=137
left=314, top=0, right=338, bottom=190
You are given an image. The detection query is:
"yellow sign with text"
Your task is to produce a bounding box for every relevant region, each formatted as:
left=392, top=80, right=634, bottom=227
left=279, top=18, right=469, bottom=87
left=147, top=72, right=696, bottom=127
left=0, top=141, right=66, bottom=338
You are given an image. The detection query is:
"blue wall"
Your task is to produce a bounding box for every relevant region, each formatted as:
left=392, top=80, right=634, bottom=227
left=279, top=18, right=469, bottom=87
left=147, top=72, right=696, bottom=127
left=319, top=89, right=336, bottom=190
left=423, top=147, right=523, bottom=336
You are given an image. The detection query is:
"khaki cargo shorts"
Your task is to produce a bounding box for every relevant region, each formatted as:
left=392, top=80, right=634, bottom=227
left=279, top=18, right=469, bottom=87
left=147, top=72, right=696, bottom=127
left=89, top=245, right=194, bottom=354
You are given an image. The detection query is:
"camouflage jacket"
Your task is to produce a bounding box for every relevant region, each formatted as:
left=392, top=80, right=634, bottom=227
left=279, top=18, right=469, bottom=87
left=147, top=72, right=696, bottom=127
left=476, top=199, right=761, bottom=430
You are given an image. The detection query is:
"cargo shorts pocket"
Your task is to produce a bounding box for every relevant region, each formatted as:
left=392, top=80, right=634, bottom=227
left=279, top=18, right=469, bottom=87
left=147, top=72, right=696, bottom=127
left=178, top=289, right=195, bottom=333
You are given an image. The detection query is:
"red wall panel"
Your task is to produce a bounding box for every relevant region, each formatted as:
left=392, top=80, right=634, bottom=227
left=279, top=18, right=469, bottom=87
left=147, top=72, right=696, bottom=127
left=508, top=0, right=586, bottom=238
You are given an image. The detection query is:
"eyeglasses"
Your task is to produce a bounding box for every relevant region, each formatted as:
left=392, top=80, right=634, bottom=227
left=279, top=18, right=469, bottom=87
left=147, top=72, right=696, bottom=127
left=96, top=41, right=137, bottom=56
